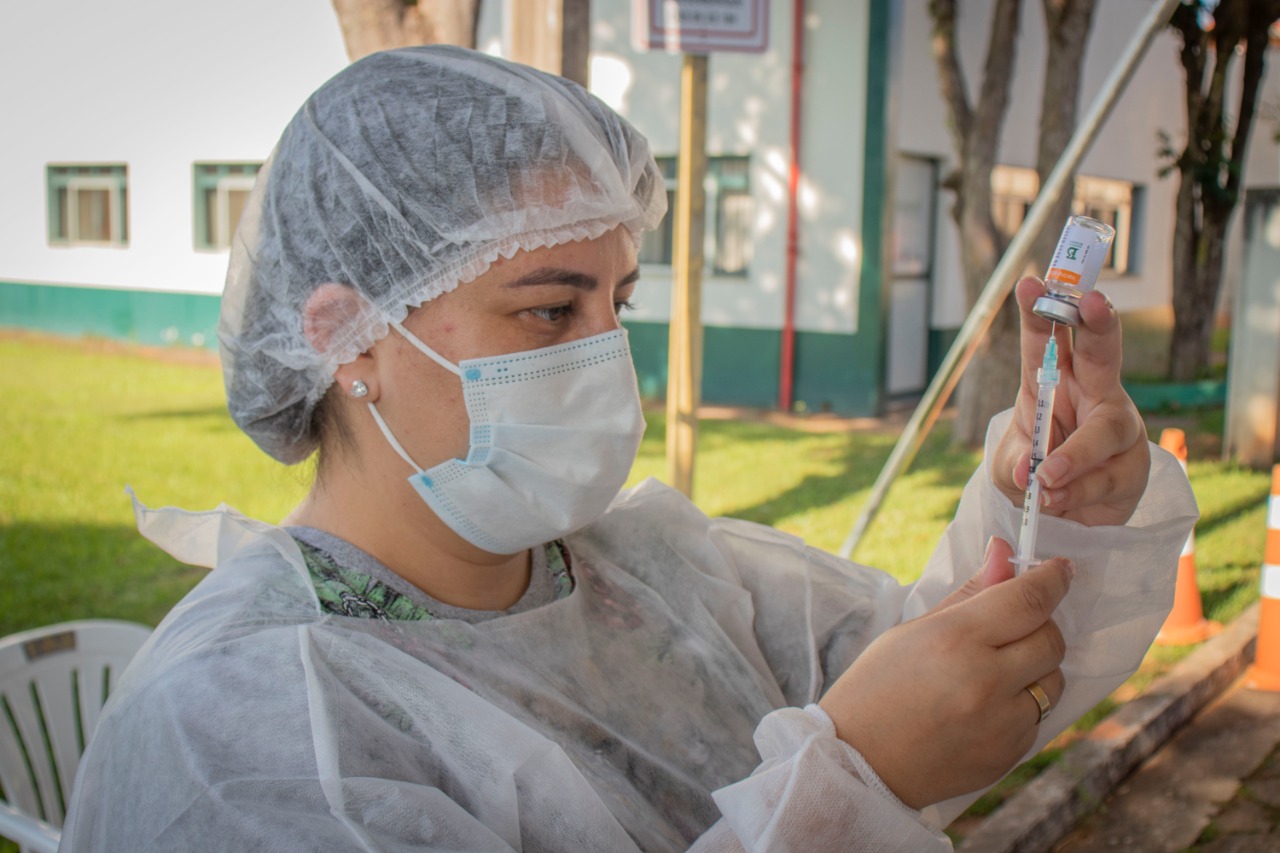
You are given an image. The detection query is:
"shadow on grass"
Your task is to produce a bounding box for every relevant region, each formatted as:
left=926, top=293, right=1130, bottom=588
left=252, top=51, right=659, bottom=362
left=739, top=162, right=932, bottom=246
left=1194, top=488, right=1274, bottom=538
left=715, top=434, right=896, bottom=527
left=122, top=406, right=232, bottom=421
left=0, top=521, right=204, bottom=637
left=710, top=422, right=978, bottom=529
left=1200, top=573, right=1261, bottom=624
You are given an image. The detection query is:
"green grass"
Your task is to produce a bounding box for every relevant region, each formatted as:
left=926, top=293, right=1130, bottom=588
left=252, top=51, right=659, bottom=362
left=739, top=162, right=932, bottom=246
left=0, top=334, right=980, bottom=637
left=0, top=336, right=313, bottom=637
left=0, top=333, right=1275, bottom=846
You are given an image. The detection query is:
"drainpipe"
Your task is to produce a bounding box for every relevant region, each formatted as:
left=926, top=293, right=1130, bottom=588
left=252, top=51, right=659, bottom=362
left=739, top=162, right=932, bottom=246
left=779, top=0, right=804, bottom=411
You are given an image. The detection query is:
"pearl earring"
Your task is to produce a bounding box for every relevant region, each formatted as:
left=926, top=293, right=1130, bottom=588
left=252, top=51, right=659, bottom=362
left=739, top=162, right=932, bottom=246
left=350, top=380, right=369, bottom=399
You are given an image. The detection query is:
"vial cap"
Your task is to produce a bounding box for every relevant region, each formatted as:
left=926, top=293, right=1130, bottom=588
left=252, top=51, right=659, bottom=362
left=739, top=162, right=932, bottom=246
left=1032, top=295, right=1081, bottom=326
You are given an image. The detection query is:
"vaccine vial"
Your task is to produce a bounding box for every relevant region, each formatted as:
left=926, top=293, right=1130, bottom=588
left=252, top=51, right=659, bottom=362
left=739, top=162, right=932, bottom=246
left=1033, top=215, right=1117, bottom=326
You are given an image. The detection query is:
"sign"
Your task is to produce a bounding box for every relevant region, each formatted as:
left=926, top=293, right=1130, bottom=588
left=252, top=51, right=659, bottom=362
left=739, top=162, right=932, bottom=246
left=633, top=0, right=770, bottom=54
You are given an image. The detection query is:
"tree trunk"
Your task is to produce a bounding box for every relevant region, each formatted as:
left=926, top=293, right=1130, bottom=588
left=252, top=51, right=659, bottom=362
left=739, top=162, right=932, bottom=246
left=960, top=0, right=1093, bottom=447
left=1165, top=0, right=1280, bottom=380
left=1027, top=0, right=1095, bottom=275
left=929, top=0, right=1024, bottom=447
left=331, top=0, right=482, bottom=61
left=952, top=159, right=1016, bottom=444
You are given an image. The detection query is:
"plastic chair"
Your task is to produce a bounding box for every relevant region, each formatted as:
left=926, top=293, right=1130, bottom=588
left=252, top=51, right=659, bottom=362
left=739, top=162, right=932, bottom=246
left=0, top=620, right=151, bottom=853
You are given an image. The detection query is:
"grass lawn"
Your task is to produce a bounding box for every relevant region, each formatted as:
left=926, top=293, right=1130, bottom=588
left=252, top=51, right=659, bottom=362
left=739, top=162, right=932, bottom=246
left=0, top=332, right=987, bottom=637
left=1, top=331, right=1275, bottom=844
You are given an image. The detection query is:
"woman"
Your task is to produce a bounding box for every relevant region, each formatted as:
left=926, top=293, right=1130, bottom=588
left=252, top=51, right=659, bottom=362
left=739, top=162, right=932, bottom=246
left=61, top=46, right=1196, bottom=851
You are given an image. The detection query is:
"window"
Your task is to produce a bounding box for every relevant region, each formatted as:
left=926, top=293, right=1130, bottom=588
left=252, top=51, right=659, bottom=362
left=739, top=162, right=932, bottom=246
left=639, top=158, right=678, bottom=267
left=991, top=165, right=1038, bottom=242
left=991, top=165, right=1141, bottom=275
left=193, top=162, right=261, bottom=250
left=47, top=164, right=129, bottom=246
left=1074, top=175, right=1139, bottom=274
left=639, top=155, right=755, bottom=276
left=892, top=156, right=938, bottom=278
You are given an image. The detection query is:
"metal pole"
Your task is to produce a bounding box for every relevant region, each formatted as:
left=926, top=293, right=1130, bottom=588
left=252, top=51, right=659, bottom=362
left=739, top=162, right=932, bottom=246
left=838, top=0, right=1180, bottom=560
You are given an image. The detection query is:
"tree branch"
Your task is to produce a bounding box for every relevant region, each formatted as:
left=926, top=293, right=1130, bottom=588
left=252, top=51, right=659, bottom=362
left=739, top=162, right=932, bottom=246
left=972, top=0, right=1022, bottom=153
left=1222, top=2, right=1280, bottom=203
left=928, top=0, right=974, bottom=153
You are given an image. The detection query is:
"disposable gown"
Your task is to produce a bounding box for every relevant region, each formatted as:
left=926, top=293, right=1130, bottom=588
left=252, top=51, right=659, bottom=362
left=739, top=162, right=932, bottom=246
left=60, top=415, right=1197, bottom=852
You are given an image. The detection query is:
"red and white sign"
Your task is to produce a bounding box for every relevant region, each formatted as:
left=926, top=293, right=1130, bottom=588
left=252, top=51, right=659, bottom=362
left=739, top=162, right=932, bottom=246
left=633, top=0, right=770, bottom=54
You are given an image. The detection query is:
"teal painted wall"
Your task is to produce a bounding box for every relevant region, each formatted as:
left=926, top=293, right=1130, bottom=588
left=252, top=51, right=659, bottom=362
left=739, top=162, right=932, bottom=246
left=1, top=281, right=880, bottom=413
left=848, top=0, right=892, bottom=416
left=0, top=281, right=220, bottom=349
left=627, top=321, right=781, bottom=409
left=928, top=327, right=961, bottom=380
left=628, top=320, right=874, bottom=413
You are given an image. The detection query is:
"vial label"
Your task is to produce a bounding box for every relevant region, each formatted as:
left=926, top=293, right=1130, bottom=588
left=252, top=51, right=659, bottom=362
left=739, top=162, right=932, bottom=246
left=1045, top=218, right=1113, bottom=296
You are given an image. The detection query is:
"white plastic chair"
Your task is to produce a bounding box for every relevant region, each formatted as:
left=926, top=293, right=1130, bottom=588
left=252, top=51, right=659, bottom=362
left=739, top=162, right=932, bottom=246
left=0, top=620, right=151, bottom=853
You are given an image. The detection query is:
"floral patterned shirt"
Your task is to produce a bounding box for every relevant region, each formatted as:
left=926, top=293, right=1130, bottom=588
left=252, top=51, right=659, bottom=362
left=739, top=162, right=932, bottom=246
left=289, top=528, right=574, bottom=622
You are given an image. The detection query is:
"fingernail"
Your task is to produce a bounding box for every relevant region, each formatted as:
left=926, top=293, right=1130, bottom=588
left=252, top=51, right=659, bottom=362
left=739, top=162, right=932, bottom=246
left=984, top=536, right=997, bottom=565
left=1042, top=488, right=1065, bottom=508
left=1062, top=559, right=1076, bottom=580
left=1038, top=457, right=1068, bottom=487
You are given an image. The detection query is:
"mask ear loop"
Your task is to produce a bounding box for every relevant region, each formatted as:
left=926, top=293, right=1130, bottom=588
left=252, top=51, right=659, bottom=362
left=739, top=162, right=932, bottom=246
left=370, top=321, right=467, bottom=475
left=367, top=403, right=426, bottom=475
left=368, top=322, right=464, bottom=475
left=390, top=320, right=462, bottom=376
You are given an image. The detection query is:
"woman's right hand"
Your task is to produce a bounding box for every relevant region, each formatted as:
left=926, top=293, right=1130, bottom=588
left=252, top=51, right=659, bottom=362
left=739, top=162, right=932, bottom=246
left=818, top=538, right=1071, bottom=810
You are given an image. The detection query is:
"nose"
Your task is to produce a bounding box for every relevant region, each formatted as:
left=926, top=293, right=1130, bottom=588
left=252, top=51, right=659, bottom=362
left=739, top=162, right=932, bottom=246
left=583, top=291, right=624, bottom=337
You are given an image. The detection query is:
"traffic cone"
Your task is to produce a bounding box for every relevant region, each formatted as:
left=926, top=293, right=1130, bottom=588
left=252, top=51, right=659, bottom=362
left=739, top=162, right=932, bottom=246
left=1245, top=464, right=1280, bottom=691
left=1155, top=429, right=1221, bottom=646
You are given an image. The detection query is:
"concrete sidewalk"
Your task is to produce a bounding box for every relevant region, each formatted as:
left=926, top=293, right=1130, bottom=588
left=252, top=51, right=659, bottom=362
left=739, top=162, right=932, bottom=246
left=956, top=604, right=1264, bottom=853
left=1053, top=676, right=1280, bottom=851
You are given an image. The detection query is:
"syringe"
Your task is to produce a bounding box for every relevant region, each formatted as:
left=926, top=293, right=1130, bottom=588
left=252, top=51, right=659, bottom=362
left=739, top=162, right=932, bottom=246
left=1010, top=331, right=1061, bottom=574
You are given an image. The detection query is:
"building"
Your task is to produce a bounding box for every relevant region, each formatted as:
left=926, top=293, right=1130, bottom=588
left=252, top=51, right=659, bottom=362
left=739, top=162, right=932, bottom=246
left=3, top=0, right=1276, bottom=414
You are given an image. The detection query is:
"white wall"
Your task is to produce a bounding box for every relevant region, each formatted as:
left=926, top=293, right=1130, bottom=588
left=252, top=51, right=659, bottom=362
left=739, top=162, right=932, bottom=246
left=543, top=0, right=872, bottom=335
left=10, top=0, right=1270, bottom=334
left=0, top=0, right=349, bottom=295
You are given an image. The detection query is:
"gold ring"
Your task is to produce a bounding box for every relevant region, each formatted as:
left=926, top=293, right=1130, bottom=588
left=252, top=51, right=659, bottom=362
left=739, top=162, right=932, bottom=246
left=1026, top=682, right=1051, bottom=725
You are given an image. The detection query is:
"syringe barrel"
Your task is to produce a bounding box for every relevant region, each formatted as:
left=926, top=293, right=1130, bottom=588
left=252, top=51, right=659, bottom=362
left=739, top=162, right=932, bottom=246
left=1028, top=383, right=1057, bottom=463
left=1034, top=215, right=1116, bottom=326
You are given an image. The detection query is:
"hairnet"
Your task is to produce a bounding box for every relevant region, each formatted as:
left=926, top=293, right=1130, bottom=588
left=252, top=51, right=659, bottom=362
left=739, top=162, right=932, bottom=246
left=219, top=45, right=666, bottom=464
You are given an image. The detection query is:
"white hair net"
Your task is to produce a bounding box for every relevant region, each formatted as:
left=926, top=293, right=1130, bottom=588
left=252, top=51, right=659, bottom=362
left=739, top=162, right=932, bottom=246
left=219, top=46, right=666, bottom=464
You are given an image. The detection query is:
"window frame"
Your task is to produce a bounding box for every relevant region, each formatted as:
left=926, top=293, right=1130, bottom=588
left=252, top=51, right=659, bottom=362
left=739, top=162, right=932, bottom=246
left=192, top=162, right=262, bottom=251
left=990, top=165, right=1141, bottom=277
left=46, top=164, right=129, bottom=247
left=639, top=154, right=754, bottom=278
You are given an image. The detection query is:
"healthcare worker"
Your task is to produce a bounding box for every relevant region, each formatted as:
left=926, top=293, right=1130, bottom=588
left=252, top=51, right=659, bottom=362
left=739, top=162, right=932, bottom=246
left=60, top=46, right=1196, bottom=852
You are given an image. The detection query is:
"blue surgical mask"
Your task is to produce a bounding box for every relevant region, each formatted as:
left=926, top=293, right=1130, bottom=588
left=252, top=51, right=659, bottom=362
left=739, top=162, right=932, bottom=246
left=367, top=324, right=646, bottom=554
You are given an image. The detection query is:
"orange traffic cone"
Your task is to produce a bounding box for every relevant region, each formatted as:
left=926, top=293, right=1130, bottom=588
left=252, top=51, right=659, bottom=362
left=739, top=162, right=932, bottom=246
left=1155, top=429, right=1221, bottom=646
left=1246, top=464, right=1280, bottom=691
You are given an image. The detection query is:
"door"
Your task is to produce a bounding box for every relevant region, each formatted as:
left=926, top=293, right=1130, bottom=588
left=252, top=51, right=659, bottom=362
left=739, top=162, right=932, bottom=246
left=886, top=155, right=937, bottom=397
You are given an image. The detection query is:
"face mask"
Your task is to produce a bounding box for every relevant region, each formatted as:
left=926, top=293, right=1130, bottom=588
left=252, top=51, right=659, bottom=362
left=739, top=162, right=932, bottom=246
left=366, top=322, right=646, bottom=555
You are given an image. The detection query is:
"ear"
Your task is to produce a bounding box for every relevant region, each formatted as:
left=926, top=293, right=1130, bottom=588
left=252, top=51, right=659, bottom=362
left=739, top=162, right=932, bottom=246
left=302, top=283, right=364, bottom=355
left=304, top=283, right=379, bottom=401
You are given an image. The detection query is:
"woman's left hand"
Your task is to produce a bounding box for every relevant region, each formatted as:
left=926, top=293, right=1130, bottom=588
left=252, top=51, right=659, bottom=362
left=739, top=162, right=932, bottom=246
left=990, top=276, right=1151, bottom=527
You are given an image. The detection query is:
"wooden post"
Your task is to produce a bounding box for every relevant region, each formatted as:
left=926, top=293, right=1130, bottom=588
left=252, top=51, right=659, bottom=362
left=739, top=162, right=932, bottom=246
left=665, top=53, right=708, bottom=498
left=506, top=0, right=590, bottom=86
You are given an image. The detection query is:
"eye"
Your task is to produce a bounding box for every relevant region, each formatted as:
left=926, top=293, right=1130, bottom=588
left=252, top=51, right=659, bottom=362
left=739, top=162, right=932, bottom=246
left=614, top=299, right=636, bottom=316
left=528, top=304, right=573, bottom=322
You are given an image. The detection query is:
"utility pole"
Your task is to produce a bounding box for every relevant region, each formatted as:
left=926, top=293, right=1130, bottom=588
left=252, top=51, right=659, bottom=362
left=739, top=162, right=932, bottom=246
left=665, top=54, right=708, bottom=497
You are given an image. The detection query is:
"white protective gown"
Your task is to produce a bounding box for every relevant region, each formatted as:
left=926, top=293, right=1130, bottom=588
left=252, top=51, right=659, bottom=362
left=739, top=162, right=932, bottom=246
left=60, top=415, right=1197, bottom=852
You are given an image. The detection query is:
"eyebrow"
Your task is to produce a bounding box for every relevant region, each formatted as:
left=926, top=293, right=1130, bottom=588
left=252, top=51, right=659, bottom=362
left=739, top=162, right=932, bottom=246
left=504, top=266, right=641, bottom=291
